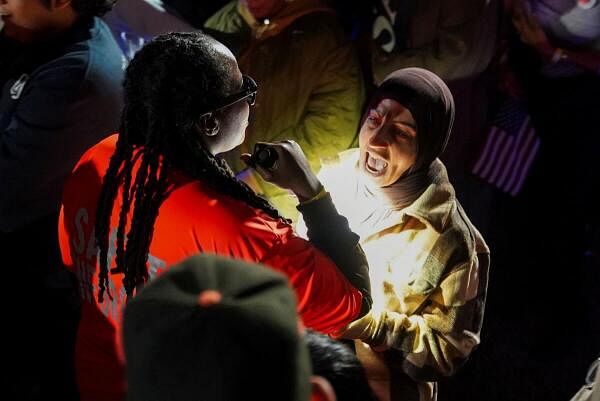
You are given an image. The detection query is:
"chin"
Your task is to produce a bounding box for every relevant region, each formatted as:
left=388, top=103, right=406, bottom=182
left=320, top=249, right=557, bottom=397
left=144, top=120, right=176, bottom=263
left=358, top=166, right=384, bottom=188
left=1, top=22, right=33, bottom=42
left=371, top=176, right=390, bottom=188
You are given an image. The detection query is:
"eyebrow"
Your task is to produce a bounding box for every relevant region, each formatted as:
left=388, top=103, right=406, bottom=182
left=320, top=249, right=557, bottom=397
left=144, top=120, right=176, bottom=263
left=393, top=120, right=417, bottom=131
left=374, top=108, right=417, bottom=130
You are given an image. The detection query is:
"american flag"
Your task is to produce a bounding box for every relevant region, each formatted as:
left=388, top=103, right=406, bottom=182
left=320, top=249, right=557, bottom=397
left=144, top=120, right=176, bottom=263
left=472, top=98, right=541, bottom=196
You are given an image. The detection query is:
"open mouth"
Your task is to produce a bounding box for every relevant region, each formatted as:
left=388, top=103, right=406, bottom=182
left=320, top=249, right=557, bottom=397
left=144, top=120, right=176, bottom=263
left=365, top=152, right=388, bottom=176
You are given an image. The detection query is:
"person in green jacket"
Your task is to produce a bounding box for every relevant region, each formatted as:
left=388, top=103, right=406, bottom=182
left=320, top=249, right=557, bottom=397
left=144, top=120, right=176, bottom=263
left=205, top=0, right=365, bottom=222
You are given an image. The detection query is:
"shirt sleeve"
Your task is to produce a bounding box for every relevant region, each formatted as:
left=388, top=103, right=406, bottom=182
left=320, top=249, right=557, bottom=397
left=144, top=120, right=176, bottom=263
left=0, top=59, right=87, bottom=225
left=340, top=253, right=489, bottom=381
left=259, top=234, right=366, bottom=335
left=0, top=52, right=120, bottom=232
left=163, top=190, right=368, bottom=336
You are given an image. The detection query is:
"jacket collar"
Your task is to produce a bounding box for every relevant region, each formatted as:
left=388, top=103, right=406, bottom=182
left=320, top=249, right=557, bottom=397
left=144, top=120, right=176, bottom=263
left=400, top=159, right=455, bottom=233
left=334, top=149, right=455, bottom=235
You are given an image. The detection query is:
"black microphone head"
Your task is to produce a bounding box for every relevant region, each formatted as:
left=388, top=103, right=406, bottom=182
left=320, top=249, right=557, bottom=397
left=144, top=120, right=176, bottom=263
left=252, top=144, right=278, bottom=169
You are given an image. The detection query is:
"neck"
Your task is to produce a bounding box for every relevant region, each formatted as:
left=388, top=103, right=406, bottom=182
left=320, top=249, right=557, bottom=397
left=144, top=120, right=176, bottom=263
left=46, top=6, right=80, bottom=37
left=363, top=162, right=434, bottom=212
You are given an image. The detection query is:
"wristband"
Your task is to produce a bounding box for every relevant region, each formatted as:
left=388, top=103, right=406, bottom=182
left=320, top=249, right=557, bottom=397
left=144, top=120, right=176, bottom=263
left=298, top=185, right=327, bottom=206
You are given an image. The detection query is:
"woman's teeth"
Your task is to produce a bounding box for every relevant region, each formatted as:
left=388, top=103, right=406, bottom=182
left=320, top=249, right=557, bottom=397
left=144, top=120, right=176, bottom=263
left=367, top=154, right=387, bottom=173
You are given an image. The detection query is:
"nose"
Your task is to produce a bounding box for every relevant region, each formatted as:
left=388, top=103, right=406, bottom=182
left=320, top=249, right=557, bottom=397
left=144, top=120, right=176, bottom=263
left=368, top=125, right=391, bottom=149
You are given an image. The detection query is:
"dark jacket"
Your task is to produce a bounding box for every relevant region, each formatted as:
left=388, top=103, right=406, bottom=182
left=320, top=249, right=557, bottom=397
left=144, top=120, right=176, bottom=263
left=0, top=16, right=123, bottom=233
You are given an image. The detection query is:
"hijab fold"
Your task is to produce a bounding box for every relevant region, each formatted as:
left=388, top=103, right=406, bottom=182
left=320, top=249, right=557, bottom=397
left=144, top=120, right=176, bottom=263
left=353, top=158, right=448, bottom=237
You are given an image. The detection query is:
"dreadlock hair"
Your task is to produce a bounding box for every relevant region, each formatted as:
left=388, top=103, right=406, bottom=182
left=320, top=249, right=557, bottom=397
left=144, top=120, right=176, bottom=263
left=95, top=32, right=283, bottom=302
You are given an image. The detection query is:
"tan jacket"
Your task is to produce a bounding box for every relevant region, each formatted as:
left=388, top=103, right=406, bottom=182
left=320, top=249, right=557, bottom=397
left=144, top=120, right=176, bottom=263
left=300, top=150, right=490, bottom=401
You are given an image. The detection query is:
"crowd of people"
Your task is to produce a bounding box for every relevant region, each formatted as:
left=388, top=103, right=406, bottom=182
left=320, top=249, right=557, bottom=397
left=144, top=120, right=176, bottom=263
left=1, top=1, right=598, bottom=401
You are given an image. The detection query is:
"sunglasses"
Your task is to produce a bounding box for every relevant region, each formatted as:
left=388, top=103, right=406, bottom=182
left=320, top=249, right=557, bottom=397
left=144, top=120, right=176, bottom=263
left=202, top=75, right=258, bottom=117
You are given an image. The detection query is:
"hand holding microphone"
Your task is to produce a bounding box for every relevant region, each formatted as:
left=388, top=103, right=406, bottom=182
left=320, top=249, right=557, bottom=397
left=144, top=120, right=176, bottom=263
left=248, top=143, right=279, bottom=170
left=241, top=140, right=322, bottom=202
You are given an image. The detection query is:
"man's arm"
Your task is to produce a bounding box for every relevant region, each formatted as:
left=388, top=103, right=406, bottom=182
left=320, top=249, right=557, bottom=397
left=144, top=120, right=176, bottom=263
left=242, top=140, right=372, bottom=332
left=1, top=55, right=120, bottom=232
left=297, top=193, right=371, bottom=317
left=0, top=61, right=86, bottom=229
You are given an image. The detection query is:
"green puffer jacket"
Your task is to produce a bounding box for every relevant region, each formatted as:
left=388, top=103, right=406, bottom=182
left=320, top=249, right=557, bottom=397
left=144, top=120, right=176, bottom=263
left=205, top=1, right=365, bottom=221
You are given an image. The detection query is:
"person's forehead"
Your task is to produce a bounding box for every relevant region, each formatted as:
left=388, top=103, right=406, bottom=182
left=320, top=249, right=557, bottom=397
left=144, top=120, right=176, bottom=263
left=376, top=98, right=409, bottom=112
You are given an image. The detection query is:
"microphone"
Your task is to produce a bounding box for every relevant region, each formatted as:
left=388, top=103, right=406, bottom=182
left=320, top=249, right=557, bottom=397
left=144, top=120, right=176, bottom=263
left=250, top=143, right=278, bottom=170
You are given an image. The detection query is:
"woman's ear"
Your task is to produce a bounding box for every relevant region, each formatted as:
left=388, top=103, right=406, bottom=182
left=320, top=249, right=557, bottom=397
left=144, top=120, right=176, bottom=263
left=310, top=375, right=337, bottom=401
left=197, top=113, right=220, bottom=137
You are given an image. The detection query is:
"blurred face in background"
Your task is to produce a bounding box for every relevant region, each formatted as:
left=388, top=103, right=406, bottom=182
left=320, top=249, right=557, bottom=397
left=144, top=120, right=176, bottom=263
left=0, top=0, right=70, bottom=42
left=244, top=0, right=286, bottom=19
left=358, top=98, right=418, bottom=188
left=0, top=0, right=49, bottom=42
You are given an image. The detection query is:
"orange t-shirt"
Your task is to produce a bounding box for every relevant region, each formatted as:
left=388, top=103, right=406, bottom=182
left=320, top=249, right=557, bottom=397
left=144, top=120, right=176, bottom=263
left=58, top=134, right=363, bottom=401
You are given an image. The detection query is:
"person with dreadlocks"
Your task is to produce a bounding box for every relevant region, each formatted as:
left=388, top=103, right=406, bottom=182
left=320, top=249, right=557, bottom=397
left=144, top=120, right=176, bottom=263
left=58, top=31, right=371, bottom=401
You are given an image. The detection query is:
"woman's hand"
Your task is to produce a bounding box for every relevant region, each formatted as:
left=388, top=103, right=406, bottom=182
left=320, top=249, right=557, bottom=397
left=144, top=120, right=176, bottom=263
left=511, top=0, right=553, bottom=58
left=241, top=140, right=322, bottom=202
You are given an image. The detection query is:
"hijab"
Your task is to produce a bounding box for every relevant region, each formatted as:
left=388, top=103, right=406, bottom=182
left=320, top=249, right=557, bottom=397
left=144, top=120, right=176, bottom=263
left=357, top=67, right=455, bottom=216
